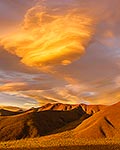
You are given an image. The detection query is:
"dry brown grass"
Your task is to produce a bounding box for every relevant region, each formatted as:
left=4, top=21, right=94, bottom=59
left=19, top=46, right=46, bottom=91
left=0, top=136, right=120, bottom=150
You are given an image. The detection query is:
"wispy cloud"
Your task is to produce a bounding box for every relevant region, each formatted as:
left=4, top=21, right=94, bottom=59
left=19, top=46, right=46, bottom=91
left=0, top=0, right=120, bottom=107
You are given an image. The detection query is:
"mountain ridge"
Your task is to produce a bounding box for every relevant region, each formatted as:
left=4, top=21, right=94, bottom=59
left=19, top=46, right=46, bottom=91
left=0, top=102, right=118, bottom=141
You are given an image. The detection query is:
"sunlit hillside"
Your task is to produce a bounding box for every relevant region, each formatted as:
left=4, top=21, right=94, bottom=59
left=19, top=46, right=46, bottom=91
left=0, top=102, right=120, bottom=149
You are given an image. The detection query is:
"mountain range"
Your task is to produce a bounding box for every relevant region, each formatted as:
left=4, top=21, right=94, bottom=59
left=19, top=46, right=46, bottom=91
left=0, top=102, right=119, bottom=141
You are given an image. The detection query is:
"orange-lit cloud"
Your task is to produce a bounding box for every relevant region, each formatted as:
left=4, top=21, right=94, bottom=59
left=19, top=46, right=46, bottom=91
left=0, top=82, right=27, bottom=92
left=0, top=5, right=94, bottom=70
left=0, top=1, right=119, bottom=108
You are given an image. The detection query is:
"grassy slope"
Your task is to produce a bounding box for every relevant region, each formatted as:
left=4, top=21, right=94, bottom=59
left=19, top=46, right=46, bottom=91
left=73, top=102, right=120, bottom=138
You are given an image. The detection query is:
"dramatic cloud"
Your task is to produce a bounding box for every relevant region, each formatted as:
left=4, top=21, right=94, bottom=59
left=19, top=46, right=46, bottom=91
left=0, top=0, right=120, bottom=107
left=0, top=5, right=94, bottom=71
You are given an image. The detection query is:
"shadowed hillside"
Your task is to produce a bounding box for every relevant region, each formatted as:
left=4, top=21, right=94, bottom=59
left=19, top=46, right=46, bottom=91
left=0, top=103, right=108, bottom=141
left=0, top=105, right=87, bottom=141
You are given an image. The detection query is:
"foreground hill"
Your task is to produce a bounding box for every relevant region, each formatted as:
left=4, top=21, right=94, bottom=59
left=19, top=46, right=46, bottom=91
left=73, top=102, right=120, bottom=138
left=0, top=103, right=107, bottom=141
left=0, top=105, right=86, bottom=141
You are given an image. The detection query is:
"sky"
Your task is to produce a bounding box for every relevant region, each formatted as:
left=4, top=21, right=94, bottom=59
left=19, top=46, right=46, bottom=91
left=0, top=0, right=120, bottom=108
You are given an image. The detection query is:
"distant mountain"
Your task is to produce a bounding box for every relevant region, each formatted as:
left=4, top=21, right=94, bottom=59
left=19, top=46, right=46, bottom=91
left=0, top=106, right=23, bottom=112
left=0, top=106, right=23, bottom=116
left=38, top=103, right=80, bottom=111
left=38, top=103, right=106, bottom=115
left=73, top=102, right=120, bottom=138
left=0, top=109, right=23, bottom=116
